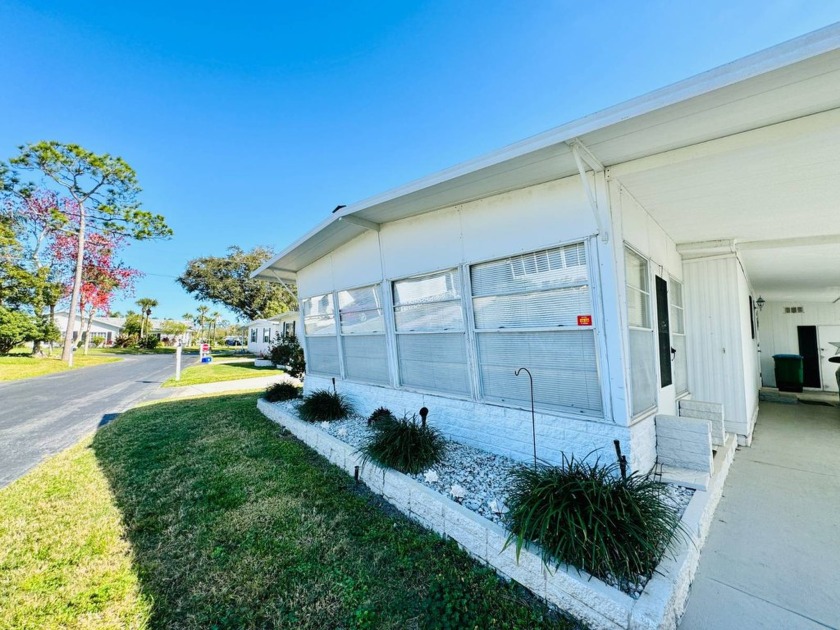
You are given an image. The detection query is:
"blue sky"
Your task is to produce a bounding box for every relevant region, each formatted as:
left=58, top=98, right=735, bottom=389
left=1, top=1, right=837, bottom=324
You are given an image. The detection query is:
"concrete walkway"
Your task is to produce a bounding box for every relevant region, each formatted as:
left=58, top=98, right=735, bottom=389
left=161, top=373, right=300, bottom=399
left=679, top=402, right=840, bottom=629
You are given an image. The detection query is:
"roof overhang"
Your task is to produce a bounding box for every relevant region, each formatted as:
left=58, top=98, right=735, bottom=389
left=252, top=23, right=840, bottom=285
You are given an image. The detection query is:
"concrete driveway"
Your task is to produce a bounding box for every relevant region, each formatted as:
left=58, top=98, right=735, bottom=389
left=680, top=402, right=840, bottom=629
left=0, top=354, right=192, bottom=488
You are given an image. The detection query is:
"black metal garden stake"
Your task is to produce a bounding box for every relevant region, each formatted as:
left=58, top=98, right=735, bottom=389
left=419, top=406, right=429, bottom=428
left=613, top=439, right=628, bottom=480
left=514, top=367, right=537, bottom=469
left=331, top=377, right=337, bottom=395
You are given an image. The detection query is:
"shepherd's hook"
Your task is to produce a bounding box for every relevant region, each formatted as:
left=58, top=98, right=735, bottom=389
left=515, top=367, right=537, bottom=469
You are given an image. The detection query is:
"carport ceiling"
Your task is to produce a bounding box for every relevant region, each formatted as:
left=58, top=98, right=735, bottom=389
left=611, top=107, right=840, bottom=302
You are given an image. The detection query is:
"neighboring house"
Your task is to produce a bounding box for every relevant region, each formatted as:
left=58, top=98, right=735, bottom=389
left=53, top=312, right=195, bottom=346
left=252, top=26, right=840, bottom=482
left=53, top=312, right=124, bottom=346
left=243, top=312, right=299, bottom=356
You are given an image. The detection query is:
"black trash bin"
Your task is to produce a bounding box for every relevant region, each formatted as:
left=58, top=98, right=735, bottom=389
left=773, top=354, right=804, bottom=393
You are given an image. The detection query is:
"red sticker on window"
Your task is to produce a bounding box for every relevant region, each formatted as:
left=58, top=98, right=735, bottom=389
left=577, top=315, right=592, bottom=326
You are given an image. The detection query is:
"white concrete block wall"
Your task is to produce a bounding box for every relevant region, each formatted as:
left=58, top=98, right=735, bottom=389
left=257, top=398, right=738, bottom=630
left=305, top=375, right=638, bottom=471
left=628, top=414, right=658, bottom=474
left=654, top=415, right=713, bottom=473
left=678, top=400, right=725, bottom=447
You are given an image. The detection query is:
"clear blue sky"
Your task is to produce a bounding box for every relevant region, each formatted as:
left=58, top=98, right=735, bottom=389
left=2, top=1, right=837, bottom=324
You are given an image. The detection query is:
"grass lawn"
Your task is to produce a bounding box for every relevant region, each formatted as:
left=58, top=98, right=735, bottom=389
left=162, top=360, right=277, bottom=387
left=0, top=354, right=121, bottom=382
left=0, top=394, right=576, bottom=629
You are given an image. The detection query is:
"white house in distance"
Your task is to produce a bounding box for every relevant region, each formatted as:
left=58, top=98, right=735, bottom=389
left=53, top=312, right=195, bottom=346
left=253, top=26, right=840, bottom=484
left=243, top=311, right=299, bottom=356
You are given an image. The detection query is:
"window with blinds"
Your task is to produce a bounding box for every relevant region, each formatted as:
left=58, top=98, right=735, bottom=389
left=625, top=247, right=656, bottom=415
left=338, top=284, right=389, bottom=384
left=302, top=293, right=340, bottom=375
left=470, top=243, right=603, bottom=414
left=670, top=279, right=688, bottom=395
left=392, top=269, right=470, bottom=395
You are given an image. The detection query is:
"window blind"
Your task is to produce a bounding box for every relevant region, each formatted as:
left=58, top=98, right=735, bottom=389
left=339, top=285, right=389, bottom=384
left=669, top=279, right=688, bottom=394
left=625, top=248, right=656, bottom=414
left=471, top=243, right=602, bottom=414
left=302, top=294, right=339, bottom=375
left=393, top=270, right=470, bottom=394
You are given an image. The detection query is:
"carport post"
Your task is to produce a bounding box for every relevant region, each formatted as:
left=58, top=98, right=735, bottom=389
left=175, top=344, right=182, bottom=382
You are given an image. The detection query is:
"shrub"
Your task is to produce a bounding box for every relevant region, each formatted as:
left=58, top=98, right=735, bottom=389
left=360, top=414, right=445, bottom=475
left=269, top=334, right=305, bottom=378
left=505, top=455, right=683, bottom=585
left=138, top=335, right=160, bottom=350
left=297, top=389, right=353, bottom=422
left=367, top=406, right=395, bottom=425
left=264, top=382, right=301, bottom=402
left=113, top=334, right=137, bottom=348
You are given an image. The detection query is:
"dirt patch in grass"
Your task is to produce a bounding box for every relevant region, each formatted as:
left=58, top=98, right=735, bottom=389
left=87, top=393, right=577, bottom=629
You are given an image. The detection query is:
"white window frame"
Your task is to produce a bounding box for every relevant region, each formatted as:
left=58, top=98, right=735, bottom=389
left=337, top=282, right=391, bottom=386
left=625, top=245, right=657, bottom=418
left=302, top=292, right=341, bottom=377
left=391, top=268, right=472, bottom=397
left=669, top=275, right=689, bottom=397
left=466, top=241, right=603, bottom=416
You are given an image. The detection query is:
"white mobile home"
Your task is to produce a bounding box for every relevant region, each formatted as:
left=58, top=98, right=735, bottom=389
left=254, top=26, right=840, bottom=483
left=244, top=312, right=299, bottom=356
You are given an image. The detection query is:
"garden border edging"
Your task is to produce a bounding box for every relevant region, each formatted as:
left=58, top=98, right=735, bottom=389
left=257, top=399, right=736, bottom=629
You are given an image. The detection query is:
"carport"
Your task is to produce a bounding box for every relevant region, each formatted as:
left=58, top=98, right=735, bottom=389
left=599, top=27, right=840, bottom=443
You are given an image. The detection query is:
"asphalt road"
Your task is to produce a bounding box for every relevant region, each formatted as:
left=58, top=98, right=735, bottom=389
left=0, top=353, right=195, bottom=488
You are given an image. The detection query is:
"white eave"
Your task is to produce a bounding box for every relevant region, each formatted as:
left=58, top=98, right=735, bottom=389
left=252, top=23, right=840, bottom=282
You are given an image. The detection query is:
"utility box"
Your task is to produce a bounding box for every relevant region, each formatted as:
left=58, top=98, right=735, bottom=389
left=773, top=354, right=804, bottom=393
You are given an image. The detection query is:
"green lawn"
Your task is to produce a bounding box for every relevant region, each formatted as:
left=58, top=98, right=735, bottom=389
left=0, top=354, right=122, bottom=382
left=162, top=359, right=277, bottom=387
left=0, top=436, right=152, bottom=630
left=0, top=394, right=576, bottom=629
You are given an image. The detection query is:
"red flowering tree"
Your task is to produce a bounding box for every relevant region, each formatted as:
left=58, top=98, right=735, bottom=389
left=8, top=142, right=171, bottom=362
left=51, top=230, right=142, bottom=353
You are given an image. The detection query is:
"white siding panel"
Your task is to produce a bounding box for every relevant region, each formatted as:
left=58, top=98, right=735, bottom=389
left=331, top=230, right=383, bottom=289
left=297, top=255, right=334, bottom=298
left=460, top=177, right=595, bottom=263
left=683, top=256, right=750, bottom=435
left=380, top=207, right=462, bottom=279
left=758, top=301, right=840, bottom=387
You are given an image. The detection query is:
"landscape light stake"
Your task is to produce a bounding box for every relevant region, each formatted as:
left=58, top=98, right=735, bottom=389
left=331, top=377, right=337, bottom=395
left=419, top=406, right=429, bottom=428
left=613, top=440, right=628, bottom=480
left=354, top=465, right=360, bottom=484
left=514, top=367, right=537, bottom=469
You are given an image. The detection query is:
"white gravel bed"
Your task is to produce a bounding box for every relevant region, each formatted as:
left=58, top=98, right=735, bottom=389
left=272, top=400, right=695, bottom=597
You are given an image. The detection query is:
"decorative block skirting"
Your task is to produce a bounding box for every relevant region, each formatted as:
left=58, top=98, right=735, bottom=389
left=257, top=399, right=737, bottom=630
left=678, top=400, right=725, bottom=447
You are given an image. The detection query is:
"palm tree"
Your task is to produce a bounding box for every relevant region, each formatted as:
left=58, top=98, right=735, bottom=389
left=210, top=311, right=222, bottom=345
left=196, top=305, right=210, bottom=342
left=136, top=298, right=158, bottom=338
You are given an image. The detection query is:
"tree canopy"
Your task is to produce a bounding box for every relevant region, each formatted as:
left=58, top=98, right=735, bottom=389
left=4, top=141, right=172, bottom=361
left=177, top=246, right=295, bottom=321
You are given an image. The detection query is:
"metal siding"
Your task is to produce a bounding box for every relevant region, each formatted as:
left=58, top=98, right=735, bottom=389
left=683, top=256, right=749, bottom=433
left=758, top=301, right=840, bottom=387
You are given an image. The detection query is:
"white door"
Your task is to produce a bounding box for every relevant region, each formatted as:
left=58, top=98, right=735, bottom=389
left=818, top=325, right=840, bottom=393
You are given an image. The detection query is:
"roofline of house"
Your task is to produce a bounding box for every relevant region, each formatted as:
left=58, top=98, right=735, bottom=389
left=252, top=22, right=840, bottom=282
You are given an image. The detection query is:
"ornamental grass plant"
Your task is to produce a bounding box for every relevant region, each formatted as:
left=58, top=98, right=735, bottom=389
left=360, top=414, right=446, bottom=474
left=263, top=381, right=301, bottom=402
left=505, top=454, right=683, bottom=586
left=297, top=388, right=354, bottom=422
